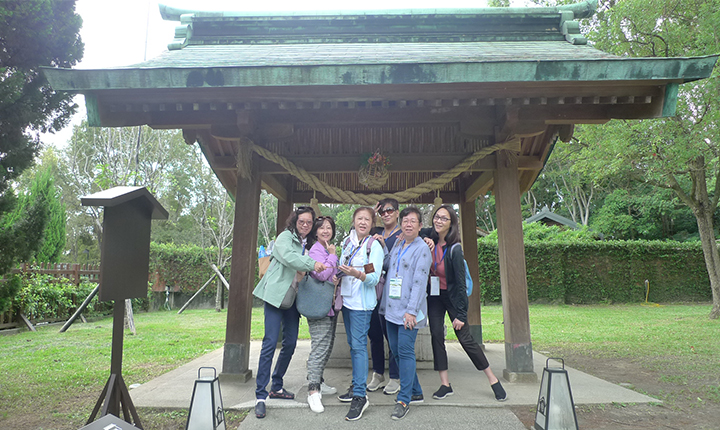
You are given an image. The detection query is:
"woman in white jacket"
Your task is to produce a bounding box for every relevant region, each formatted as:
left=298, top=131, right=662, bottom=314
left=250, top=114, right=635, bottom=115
left=336, top=206, right=384, bottom=421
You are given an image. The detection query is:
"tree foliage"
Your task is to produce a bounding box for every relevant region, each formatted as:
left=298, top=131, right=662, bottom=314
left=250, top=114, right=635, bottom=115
left=0, top=0, right=83, bottom=207
left=0, top=0, right=82, bottom=280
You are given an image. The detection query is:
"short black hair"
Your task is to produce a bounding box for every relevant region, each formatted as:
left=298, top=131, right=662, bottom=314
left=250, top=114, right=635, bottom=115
left=399, top=206, right=422, bottom=224
left=378, top=198, right=399, bottom=211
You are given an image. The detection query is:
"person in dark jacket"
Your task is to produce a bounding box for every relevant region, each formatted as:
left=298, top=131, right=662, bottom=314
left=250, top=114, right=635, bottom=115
left=422, top=205, right=507, bottom=402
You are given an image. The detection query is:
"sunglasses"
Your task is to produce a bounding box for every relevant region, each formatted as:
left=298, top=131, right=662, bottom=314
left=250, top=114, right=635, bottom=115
left=316, top=216, right=333, bottom=221
left=378, top=208, right=396, bottom=215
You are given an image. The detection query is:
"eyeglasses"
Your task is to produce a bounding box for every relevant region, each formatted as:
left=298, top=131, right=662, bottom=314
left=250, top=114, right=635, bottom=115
left=433, top=216, right=451, bottom=223
left=378, top=208, right=396, bottom=215
left=297, top=220, right=313, bottom=227
left=401, top=218, right=419, bottom=225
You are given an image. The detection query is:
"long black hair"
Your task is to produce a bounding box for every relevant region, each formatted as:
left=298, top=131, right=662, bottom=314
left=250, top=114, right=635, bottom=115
left=285, top=206, right=316, bottom=238
left=307, top=216, right=336, bottom=248
left=430, top=204, right=460, bottom=246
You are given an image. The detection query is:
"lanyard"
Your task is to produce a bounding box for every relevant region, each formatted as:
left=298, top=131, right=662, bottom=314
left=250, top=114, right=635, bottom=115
left=346, top=236, right=368, bottom=266
left=433, top=244, right=447, bottom=273
left=383, top=225, right=399, bottom=239
left=394, top=240, right=411, bottom=277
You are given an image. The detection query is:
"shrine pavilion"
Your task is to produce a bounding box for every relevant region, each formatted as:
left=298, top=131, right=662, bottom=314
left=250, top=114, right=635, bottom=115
left=43, top=0, right=718, bottom=382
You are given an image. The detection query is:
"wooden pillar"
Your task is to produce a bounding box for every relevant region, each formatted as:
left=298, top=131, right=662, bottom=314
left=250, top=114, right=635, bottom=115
left=276, top=178, right=294, bottom=234
left=493, top=150, right=536, bottom=383
left=459, top=195, right=483, bottom=345
left=222, top=154, right=261, bottom=381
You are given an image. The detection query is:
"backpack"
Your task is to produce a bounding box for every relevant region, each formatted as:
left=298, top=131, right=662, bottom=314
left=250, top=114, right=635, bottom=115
left=451, top=243, right=473, bottom=297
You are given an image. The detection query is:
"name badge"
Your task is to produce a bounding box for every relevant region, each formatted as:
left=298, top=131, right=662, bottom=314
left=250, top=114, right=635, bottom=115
left=388, top=277, right=402, bottom=299
left=340, top=277, right=352, bottom=297
left=430, top=276, right=440, bottom=296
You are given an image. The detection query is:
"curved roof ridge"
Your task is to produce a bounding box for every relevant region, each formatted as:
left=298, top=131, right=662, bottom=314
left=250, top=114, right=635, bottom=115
left=159, top=0, right=598, bottom=21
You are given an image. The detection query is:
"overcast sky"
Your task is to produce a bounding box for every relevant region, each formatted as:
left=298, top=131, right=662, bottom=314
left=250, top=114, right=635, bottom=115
left=44, top=0, right=526, bottom=147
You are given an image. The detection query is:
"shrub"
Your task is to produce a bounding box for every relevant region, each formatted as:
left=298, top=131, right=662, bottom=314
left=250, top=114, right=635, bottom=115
left=477, top=239, right=711, bottom=304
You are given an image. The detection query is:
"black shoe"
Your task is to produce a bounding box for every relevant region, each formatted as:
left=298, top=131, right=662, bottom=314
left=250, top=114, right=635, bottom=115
left=338, top=385, right=353, bottom=402
left=269, top=388, right=295, bottom=399
left=491, top=381, right=507, bottom=402
left=391, top=401, right=409, bottom=420
left=433, top=384, right=454, bottom=400
left=345, top=396, right=369, bottom=421
left=410, top=394, right=424, bottom=404
left=254, top=400, right=266, bottom=419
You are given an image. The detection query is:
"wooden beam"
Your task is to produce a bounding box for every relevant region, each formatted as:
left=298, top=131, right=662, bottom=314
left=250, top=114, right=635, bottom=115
left=214, top=154, right=543, bottom=174
left=291, top=190, right=462, bottom=204
left=261, top=173, right=288, bottom=202
left=464, top=172, right=495, bottom=202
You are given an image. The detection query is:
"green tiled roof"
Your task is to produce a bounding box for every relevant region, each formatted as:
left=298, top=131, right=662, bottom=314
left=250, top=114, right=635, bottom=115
left=131, top=41, right=619, bottom=69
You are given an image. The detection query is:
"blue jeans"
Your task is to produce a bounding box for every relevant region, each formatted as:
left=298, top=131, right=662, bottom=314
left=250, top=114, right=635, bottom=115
left=255, top=301, right=300, bottom=399
left=369, top=305, right=399, bottom=379
left=342, top=307, right=373, bottom=397
left=386, top=320, right=423, bottom=404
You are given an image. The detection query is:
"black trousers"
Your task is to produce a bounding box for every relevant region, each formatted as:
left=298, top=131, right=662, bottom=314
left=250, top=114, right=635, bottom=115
left=428, top=289, right=489, bottom=372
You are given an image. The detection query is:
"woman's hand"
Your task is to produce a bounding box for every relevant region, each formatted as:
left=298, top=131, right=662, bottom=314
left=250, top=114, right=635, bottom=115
left=452, top=318, right=465, bottom=330
left=339, top=265, right=363, bottom=280
left=403, top=313, right=417, bottom=330
left=321, top=239, right=336, bottom=255
left=372, top=233, right=386, bottom=249
left=314, top=261, right=328, bottom=272
left=424, top=237, right=435, bottom=251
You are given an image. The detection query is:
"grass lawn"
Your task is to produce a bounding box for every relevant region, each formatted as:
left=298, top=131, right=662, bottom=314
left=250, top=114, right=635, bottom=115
left=0, top=303, right=718, bottom=429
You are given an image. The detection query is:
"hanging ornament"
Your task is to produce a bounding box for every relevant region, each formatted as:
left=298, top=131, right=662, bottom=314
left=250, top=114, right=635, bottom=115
left=433, top=190, right=443, bottom=212
left=358, top=149, right=390, bottom=189
left=310, top=190, right=322, bottom=217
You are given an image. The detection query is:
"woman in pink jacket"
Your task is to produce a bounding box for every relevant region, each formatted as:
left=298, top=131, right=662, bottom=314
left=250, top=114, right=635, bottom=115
left=305, top=216, right=340, bottom=413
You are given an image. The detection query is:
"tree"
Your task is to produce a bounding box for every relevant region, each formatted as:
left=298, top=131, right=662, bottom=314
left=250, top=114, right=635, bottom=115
left=0, top=0, right=82, bottom=276
left=9, top=165, right=66, bottom=262
left=572, top=0, right=720, bottom=318
left=59, top=122, right=194, bottom=252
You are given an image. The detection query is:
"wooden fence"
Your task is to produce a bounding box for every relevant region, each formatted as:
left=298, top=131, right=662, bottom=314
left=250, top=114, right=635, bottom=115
left=9, top=263, right=100, bottom=285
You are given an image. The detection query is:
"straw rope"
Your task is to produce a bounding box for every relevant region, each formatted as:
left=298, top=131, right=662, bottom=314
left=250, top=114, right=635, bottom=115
left=241, top=137, right=520, bottom=205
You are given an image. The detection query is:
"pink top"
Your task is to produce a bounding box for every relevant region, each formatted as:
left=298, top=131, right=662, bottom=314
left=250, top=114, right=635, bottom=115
left=308, top=241, right=339, bottom=316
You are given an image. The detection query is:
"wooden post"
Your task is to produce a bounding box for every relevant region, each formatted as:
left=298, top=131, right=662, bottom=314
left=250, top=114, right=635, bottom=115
left=494, top=150, right=536, bottom=383
left=222, top=153, right=261, bottom=381
left=459, top=194, right=483, bottom=345
left=276, top=177, right=294, bottom=235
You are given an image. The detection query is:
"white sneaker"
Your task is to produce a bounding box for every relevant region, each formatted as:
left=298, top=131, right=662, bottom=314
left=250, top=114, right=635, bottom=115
left=383, top=378, right=400, bottom=395
left=308, top=392, right=324, bottom=413
left=321, top=381, right=337, bottom=395
left=367, top=372, right=385, bottom=392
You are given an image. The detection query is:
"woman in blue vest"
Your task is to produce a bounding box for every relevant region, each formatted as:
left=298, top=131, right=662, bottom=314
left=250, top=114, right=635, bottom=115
left=252, top=206, right=327, bottom=419
left=424, top=205, right=506, bottom=402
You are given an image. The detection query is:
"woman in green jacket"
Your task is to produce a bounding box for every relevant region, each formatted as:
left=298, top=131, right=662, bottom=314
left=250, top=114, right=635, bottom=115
left=252, top=206, right=327, bottom=419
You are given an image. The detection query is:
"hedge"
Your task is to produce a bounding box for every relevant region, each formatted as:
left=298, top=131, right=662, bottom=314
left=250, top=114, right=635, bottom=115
left=477, top=240, right=712, bottom=304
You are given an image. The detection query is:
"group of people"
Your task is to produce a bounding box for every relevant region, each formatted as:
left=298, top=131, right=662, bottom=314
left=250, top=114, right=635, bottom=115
left=252, top=200, right=507, bottom=421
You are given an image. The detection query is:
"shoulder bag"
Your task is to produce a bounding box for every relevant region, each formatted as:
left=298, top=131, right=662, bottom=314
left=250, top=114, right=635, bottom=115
left=296, top=274, right=335, bottom=319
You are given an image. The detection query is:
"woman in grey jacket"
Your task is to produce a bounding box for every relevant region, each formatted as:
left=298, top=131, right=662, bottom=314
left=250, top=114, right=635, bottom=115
left=252, top=206, right=327, bottom=419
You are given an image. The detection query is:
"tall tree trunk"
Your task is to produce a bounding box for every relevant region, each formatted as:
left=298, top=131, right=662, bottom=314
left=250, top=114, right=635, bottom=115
left=673, top=156, right=720, bottom=319
left=692, top=206, right=720, bottom=319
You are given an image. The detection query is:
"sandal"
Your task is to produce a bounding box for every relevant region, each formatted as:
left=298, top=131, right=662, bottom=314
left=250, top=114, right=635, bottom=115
left=269, top=388, right=295, bottom=400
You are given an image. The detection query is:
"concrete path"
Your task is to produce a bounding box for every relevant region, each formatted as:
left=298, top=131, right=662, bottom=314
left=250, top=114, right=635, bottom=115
left=130, top=340, right=657, bottom=429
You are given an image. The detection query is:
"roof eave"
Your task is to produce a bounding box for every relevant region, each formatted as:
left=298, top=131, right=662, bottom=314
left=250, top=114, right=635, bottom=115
left=41, top=55, right=719, bottom=92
